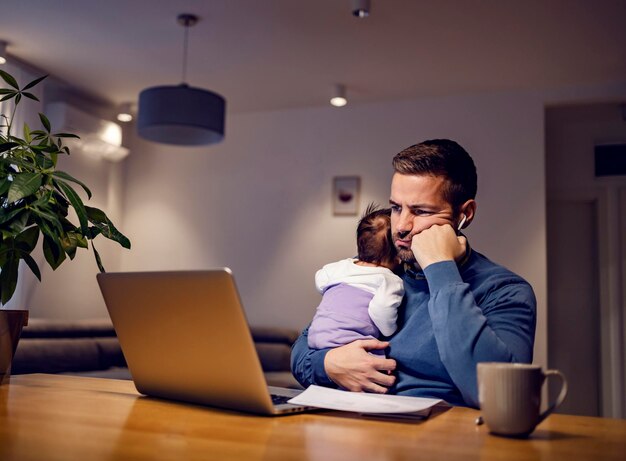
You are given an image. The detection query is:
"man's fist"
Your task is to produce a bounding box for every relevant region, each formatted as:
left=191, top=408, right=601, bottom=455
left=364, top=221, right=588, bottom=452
left=411, top=224, right=467, bottom=270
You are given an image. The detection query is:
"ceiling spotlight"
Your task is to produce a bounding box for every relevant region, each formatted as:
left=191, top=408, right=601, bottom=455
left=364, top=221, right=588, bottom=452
left=330, top=84, right=348, bottom=107
left=116, top=102, right=134, bottom=123
left=0, top=40, right=7, bottom=65
left=352, top=0, right=371, bottom=18
left=137, top=13, right=226, bottom=146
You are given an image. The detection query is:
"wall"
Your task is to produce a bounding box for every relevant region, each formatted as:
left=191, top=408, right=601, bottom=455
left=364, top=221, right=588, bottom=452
left=17, top=77, right=626, bottom=375
left=118, top=90, right=549, bottom=367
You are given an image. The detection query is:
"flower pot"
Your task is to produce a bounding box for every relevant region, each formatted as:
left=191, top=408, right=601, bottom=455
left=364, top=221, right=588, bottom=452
left=0, top=309, right=29, bottom=385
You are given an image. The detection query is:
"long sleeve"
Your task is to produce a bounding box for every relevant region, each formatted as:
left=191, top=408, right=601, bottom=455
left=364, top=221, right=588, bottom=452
left=290, top=325, right=336, bottom=389
left=424, top=260, right=536, bottom=408
left=314, top=266, right=331, bottom=293
left=367, top=274, right=404, bottom=337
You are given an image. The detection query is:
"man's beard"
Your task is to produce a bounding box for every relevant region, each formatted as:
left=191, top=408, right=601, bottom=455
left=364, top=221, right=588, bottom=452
left=396, top=247, right=416, bottom=264
left=393, top=234, right=416, bottom=264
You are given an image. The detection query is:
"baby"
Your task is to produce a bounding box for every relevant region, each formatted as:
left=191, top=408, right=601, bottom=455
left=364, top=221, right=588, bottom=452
left=308, top=204, right=404, bottom=352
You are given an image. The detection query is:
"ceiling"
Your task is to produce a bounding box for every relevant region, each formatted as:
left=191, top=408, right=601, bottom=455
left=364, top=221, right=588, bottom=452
left=1, top=0, right=626, bottom=114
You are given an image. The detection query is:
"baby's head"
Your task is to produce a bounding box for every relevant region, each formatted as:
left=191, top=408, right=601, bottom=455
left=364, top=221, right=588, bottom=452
left=356, top=203, right=399, bottom=271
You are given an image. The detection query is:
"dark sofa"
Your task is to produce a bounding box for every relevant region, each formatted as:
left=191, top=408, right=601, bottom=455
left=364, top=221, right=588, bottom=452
left=12, top=318, right=302, bottom=389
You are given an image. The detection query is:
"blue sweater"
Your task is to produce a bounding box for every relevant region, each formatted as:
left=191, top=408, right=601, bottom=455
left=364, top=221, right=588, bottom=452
left=290, top=249, right=537, bottom=408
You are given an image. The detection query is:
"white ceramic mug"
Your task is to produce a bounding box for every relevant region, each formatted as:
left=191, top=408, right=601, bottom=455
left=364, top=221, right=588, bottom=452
left=477, top=362, right=568, bottom=437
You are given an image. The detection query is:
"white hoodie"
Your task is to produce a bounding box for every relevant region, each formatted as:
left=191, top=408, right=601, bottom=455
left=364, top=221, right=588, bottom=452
left=314, top=258, right=404, bottom=337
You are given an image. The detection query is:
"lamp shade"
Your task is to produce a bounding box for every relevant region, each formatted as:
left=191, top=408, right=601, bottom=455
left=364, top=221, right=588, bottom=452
left=137, top=84, right=225, bottom=146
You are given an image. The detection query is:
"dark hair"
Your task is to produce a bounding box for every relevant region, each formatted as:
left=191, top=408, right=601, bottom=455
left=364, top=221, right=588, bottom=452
left=356, top=203, right=397, bottom=266
left=392, top=139, right=477, bottom=208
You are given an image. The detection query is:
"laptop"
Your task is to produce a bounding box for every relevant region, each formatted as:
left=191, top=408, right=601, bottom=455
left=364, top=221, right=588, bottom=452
left=96, top=269, right=310, bottom=415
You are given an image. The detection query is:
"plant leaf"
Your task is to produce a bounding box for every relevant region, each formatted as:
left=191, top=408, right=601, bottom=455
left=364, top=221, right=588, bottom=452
left=4, top=209, right=29, bottom=235
left=60, top=231, right=88, bottom=260
left=52, top=133, right=80, bottom=139
left=15, top=226, right=40, bottom=252
left=23, top=123, right=32, bottom=143
left=22, top=74, right=47, bottom=91
left=0, top=207, right=25, bottom=226
left=87, top=226, right=102, bottom=240
left=0, top=244, right=10, bottom=268
left=31, top=207, right=64, bottom=234
left=39, top=113, right=51, bottom=133
left=0, top=257, right=19, bottom=304
left=22, top=92, right=40, bottom=102
left=85, top=206, right=107, bottom=223
left=42, top=234, right=66, bottom=270
left=51, top=190, right=69, bottom=213
left=7, top=172, right=43, bottom=203
left=55, top=179, right=88, bottom=234
left=0, top=142, right=18, bottom=153
left=85, top=206, right=131, bottom=249
left=19, top=251, right=41, bottom=281
left=0, top=177, right=10, bottom=196
left=35, top=154, right=54, bottom=170
left=92, top=242, right=105, bottom=273
left=60, top=234, right=78, bottom=260
left=52, top=171, right=92, bottom=199
left=0, top=155, right=35, bottom=171
left=0, top=69, right=19, bottom=89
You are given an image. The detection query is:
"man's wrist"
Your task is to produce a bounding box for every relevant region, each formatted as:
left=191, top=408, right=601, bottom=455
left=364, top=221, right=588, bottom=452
left=423, top=260, right=463, bottom=291
left=313, top=348, right=336, bottom=387
left=418, top=255, right=455, bottom=271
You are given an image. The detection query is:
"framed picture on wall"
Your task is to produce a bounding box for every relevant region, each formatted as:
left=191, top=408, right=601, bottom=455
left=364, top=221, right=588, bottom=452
left=333, top=176, right=360, bottom=216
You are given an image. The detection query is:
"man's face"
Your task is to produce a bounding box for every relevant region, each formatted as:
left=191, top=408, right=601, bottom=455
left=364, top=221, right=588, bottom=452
left=390, top=173, right=456, bottom=265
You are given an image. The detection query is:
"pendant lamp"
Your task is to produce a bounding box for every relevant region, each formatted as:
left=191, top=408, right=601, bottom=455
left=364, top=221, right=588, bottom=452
left=138, top=14, right=226, bottom=146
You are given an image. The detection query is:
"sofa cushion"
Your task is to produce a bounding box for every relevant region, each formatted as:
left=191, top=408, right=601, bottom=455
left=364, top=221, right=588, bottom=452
left=255, top=343, right=292, bottom=372
left=19, top=318, right=116, bottom=338
left=13, top=319, right=300, bottom=383
left=265, top=371, right=303, bottom=389
left=249, top=326, right=299, bottom=345
left=13, top=337, right=127, bottom=374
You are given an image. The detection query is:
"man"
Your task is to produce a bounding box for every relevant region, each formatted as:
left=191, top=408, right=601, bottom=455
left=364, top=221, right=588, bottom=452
left=291, top=139, right=536, bottom=408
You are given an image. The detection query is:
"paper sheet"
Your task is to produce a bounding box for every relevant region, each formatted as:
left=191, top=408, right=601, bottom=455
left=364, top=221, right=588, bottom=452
left=288, top=385, right=443, bottom=415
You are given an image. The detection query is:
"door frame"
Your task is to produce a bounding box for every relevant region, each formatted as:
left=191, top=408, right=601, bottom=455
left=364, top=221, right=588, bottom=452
left=548, top=187, right=624, bottom=418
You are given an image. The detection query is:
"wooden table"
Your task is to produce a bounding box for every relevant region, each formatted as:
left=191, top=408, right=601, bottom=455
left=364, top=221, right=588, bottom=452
left=1, top=374, right=625, bottom=461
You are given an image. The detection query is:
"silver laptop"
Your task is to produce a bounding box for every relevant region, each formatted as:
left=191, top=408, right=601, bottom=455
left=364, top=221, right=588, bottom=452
left=96, top=269, right=309, bottom=415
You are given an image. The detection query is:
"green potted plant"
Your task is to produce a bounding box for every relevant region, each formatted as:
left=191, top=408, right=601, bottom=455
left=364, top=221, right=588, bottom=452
left=0, top=69, right=130, bottom=383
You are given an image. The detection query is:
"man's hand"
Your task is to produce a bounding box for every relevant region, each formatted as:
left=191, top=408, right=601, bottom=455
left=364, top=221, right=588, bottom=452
left=324, top=339, right=396, bottom=393
left=411, top=224, right=467, bottom=270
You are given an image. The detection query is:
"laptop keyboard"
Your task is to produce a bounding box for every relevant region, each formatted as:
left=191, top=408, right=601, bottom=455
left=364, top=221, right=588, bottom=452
left=271, top=394, right=292, bottom=405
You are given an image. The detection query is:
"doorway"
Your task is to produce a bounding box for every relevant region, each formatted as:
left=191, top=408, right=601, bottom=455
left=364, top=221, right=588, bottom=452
left=547, top=199, right=601, bottom=416
left=545, top=103, right=626, bottom=418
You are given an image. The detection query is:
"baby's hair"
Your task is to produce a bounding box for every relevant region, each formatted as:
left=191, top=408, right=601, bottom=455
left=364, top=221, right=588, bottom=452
left=356, top=203, right=397, bottom=266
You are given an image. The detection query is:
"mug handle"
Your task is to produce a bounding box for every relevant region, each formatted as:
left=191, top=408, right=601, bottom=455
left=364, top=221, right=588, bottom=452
left=537, top=369, right=568, bottom=424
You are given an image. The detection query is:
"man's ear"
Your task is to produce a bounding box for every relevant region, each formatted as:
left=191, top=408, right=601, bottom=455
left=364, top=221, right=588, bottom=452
left=459, top=199, right=477, bottom=228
